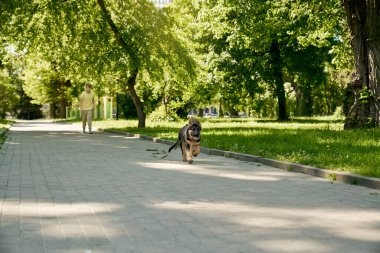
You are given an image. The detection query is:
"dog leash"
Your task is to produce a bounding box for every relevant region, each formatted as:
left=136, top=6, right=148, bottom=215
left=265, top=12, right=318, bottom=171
left=160, top=129, right=187, bottom=159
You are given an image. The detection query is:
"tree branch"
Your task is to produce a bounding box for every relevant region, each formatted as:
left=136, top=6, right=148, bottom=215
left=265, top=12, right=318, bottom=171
left=96, top=0, right=130, bottom=53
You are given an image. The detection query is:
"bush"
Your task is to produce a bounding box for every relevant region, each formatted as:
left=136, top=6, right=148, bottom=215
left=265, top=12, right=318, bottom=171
left=148, top=105, right=180, bottom=122
left=117, top=93, right=138, bottom=119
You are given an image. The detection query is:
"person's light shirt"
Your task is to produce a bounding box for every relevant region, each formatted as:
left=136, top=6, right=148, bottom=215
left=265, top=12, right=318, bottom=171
left=80, top=91, right=95, bottom=110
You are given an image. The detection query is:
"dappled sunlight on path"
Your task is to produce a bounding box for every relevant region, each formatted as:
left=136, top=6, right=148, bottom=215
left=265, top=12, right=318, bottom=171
left=138, top=161, right=282, bottom=182
left=0, top=121, right=379, bottom=253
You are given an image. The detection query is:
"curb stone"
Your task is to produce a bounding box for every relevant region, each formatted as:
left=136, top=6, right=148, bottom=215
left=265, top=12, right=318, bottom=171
left=100, top=129, right=380, bottom=190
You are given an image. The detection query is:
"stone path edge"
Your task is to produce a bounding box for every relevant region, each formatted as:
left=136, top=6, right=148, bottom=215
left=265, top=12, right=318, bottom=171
left=100, top=128, right=380, bottom=190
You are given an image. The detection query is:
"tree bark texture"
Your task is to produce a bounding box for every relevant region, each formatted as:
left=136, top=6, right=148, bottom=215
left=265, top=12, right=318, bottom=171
left=197, top=108, right=204, bottom=117
left=57, top=79, right=69, bottom=118
left=49, top=103, right=56, bottom=119
left=97, top=0, right=145, bottom=127
left=269, top=40, right=289, bottom=121
left=127, top=71, right=146, bottom=128
left=344, top=0, right=380, bottom=129
left=59, top=99, right=67, bottom=118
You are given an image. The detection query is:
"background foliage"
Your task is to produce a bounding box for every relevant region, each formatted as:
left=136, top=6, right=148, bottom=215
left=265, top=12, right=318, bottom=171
left=0, top=0, right=353, bottom=123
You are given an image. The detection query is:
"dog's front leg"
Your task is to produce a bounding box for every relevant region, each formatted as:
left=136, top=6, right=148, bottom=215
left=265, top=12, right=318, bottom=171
left=187, top=143, right=193, bottom=164
left=181, top=142, right=187, bottom=162
left=192, top=145, right=200, bottom=157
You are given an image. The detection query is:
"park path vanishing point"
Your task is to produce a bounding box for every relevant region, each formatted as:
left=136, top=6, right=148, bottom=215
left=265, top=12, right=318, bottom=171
left=0, top=120, right=379, bottom=253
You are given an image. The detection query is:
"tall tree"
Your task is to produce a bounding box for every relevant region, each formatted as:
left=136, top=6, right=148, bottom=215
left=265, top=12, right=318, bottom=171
left=96, top=0, right=146, bottom=126
left=0, top=63, right=18, bottom=118
left=343, top=0, right=380, bottom=129
left=2, top=0, right=194, bottom=126
left=167, top=0, right=216, bottom=115
left=183, top=0, right=345, bottom=120
left=22, top=55, right=72, bottom=119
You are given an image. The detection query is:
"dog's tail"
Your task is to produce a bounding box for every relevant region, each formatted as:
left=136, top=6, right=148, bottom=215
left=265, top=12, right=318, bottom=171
left=161, top=136, right=184, bottom=159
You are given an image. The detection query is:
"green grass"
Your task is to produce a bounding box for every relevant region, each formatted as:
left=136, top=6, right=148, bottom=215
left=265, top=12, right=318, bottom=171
left=87, top=117, right=380, bottom=178
left=0, top=119, right=12, bottom=127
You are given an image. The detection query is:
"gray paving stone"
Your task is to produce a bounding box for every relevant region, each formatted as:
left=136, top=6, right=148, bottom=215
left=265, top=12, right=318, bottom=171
left=0, top=120, right=379, bottom=253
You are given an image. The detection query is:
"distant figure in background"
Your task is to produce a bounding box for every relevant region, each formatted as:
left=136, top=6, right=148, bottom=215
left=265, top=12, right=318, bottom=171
left=79, top=83, right=95, bottom=134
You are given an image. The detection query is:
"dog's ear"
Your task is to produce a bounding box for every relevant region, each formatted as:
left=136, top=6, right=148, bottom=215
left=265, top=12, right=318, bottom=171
left=188, top=117, right=201, bottom=130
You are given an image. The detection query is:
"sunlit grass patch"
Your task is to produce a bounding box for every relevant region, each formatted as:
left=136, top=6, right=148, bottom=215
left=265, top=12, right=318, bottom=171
left=0, top=119, right=13, bottom=128
left=91, top=117, right=380, bottom=178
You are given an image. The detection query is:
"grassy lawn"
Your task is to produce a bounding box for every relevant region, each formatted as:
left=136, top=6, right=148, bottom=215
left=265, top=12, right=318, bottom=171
left=89, top=117, right=380, bottom=178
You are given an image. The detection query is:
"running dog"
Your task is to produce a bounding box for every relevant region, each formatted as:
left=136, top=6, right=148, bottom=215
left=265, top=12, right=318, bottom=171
left=162, top=117, right=202, bottom=164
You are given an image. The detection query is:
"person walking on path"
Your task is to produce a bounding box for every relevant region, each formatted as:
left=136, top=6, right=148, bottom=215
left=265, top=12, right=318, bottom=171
left=79, top=83, right=95, bottom=134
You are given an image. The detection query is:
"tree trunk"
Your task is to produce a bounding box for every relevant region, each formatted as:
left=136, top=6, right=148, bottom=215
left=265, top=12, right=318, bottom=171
left=269, top=40, right=289, bottom=121
left=218, top=100, right=224, bottom=117
left=57, top=79, right=68, bottom=118
left=49, top=103, right=56, bottom=119
left=127, top=71, right=146, bottom=127
left=230, top=107, right=239, bottom=117
left=323, top=82, right=332, bottom=115
left=303, top=85, right=313, bottom=116
left=197, top=108, right=204, bottom=117
left=289, top=80, right=303, bottom=116
left=97, top=0, right=145, bottom=127
left=59, top=98, right=67, bottom=118
left=297, top=95, right=305, bottom=116
left=343, top=0, right=380, bottom=129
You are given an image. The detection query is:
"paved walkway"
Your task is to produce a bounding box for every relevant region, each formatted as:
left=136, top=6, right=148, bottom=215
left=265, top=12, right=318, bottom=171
left=0, top=120, right=379, bottom=253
